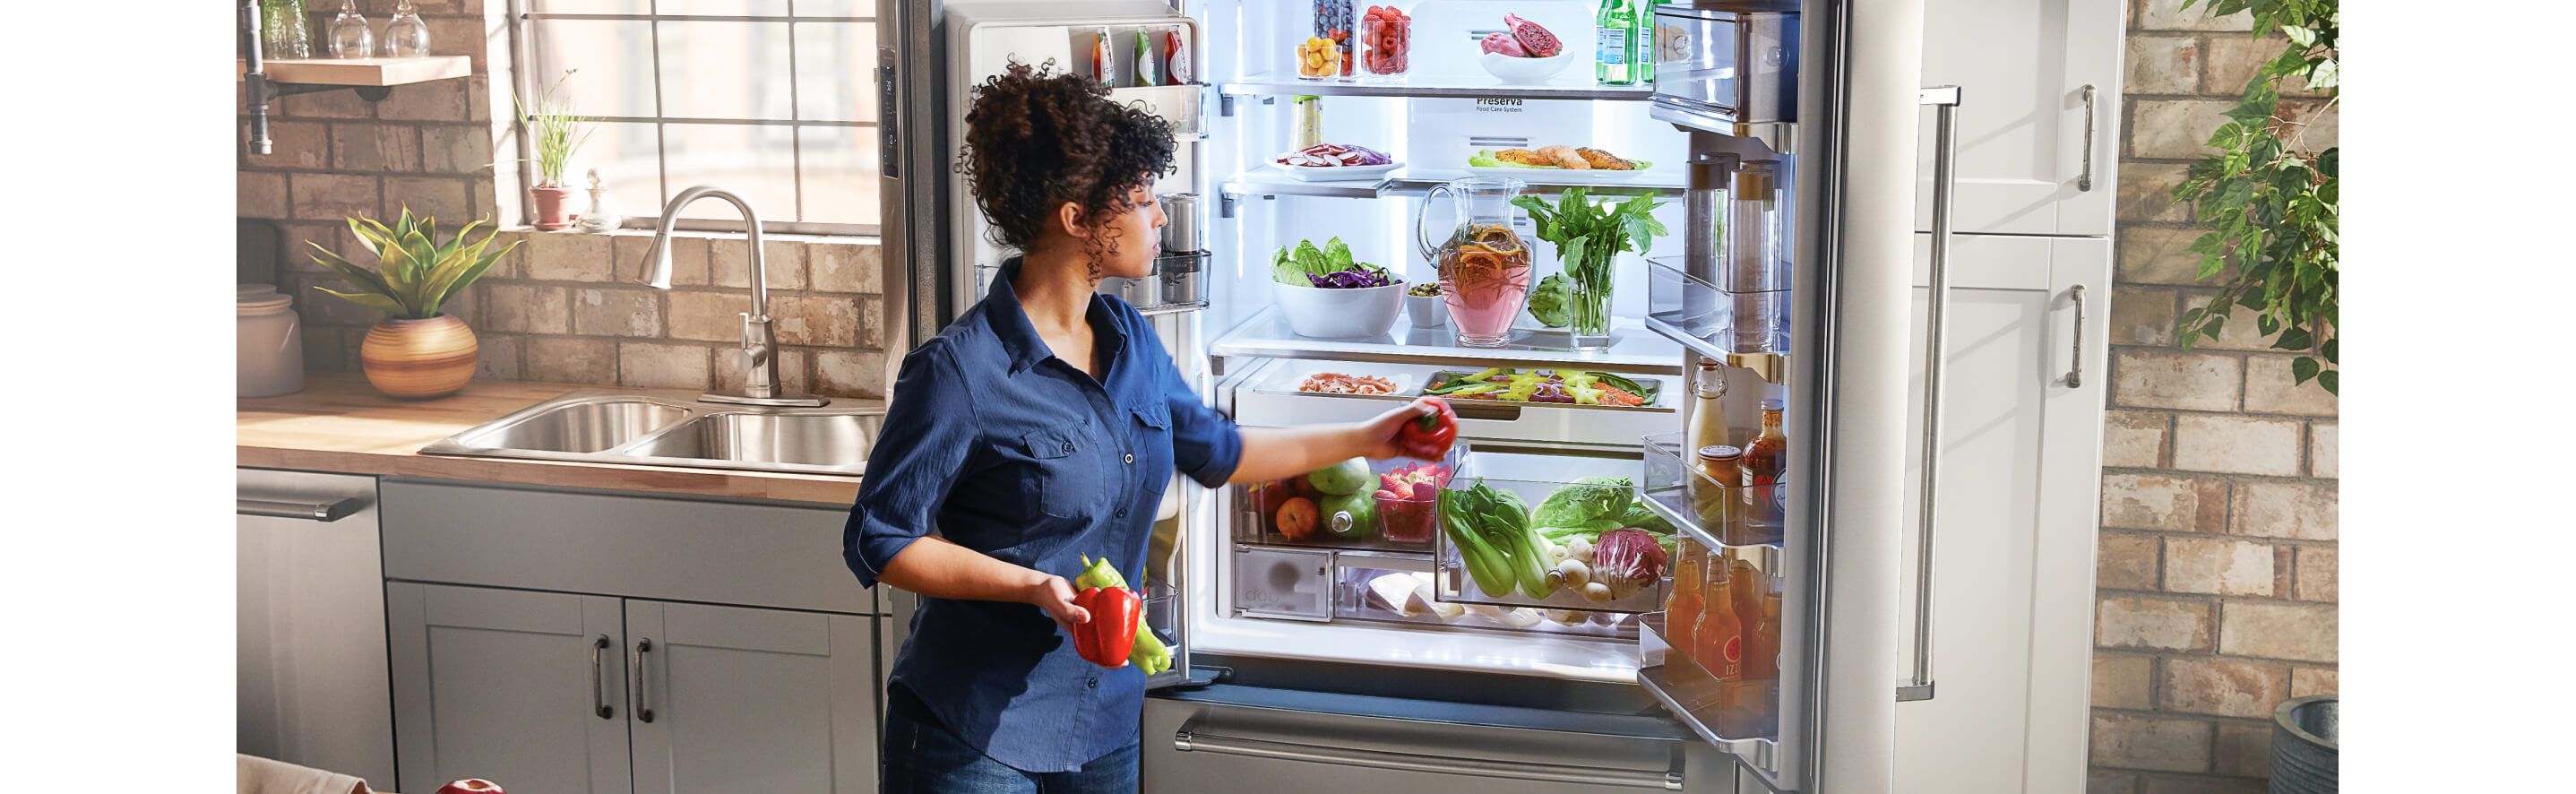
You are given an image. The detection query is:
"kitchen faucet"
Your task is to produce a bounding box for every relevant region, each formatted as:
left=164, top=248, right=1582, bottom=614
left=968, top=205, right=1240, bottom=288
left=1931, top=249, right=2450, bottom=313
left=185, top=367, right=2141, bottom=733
left=635, top=185, right=829, bottom=407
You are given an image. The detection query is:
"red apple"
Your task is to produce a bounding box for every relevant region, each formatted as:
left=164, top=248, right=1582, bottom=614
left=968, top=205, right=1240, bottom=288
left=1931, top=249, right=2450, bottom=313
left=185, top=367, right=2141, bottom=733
left=436, top=781, right=504, bottom=794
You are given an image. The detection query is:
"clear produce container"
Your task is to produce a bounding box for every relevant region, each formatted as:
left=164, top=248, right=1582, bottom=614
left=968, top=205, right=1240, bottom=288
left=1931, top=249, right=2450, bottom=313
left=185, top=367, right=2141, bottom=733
left=1235, top=444, right=1462, bottom=552
left=1432, top=446, right=1673, bottom=614
left=1357, top=16, right=1409, bottom=77
left=1338, top=563, right=1634, bottom=638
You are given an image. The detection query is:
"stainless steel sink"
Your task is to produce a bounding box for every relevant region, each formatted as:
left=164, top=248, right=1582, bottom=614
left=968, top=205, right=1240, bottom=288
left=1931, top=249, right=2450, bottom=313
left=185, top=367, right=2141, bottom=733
left=625, top=412, right=882, bottom=470
left=420, top=393, right=881, bottom=476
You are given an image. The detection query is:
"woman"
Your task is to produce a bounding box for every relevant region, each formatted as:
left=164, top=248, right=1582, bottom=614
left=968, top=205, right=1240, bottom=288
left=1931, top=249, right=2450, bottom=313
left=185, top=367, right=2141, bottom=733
left=843, top=62, right=1432, bottom=793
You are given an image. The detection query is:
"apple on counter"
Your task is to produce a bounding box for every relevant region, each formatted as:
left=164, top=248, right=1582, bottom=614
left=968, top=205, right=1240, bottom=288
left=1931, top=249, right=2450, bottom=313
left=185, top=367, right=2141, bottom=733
left=436, top=781, right=504, bottom=794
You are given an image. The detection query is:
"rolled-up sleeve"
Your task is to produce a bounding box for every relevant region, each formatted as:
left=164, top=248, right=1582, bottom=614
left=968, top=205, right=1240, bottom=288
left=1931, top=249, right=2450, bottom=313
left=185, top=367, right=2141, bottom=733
left=1159, top=346, right=1242, bottom=488
left=842, top=341, right=974, bottom=589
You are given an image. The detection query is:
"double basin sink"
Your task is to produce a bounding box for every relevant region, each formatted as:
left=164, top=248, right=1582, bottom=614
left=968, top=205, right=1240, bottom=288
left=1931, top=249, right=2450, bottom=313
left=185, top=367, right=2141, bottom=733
left=420, top=393, right=882, bottom=476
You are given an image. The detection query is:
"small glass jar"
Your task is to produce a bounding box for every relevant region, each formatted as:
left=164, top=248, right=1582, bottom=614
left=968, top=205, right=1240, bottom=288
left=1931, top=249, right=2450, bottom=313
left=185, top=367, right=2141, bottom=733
left=1359, top=17, right=1409, bottom=76
left=1691, top=444, right=1744, bottom=535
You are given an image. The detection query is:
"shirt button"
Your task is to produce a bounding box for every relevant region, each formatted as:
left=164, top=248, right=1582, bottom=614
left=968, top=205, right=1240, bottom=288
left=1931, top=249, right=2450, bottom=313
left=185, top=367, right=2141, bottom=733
left=1062, top=441, right=1076, bottom=453
left=1124, top=453, right=1135, bottom=464
left=1116, top=509, right=1128, bottom=518
left=1087, top=678, right=1098, bottom=689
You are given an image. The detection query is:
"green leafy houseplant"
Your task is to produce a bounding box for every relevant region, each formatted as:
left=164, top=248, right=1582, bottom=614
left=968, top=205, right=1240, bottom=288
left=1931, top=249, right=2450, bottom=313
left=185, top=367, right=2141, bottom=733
left=517, top=69, right=592, bottom=189
left=307, top=209, right=518, bottom=320
left=1512, top=188, right=1668, bottom=346
left=2172, top=0, right=2339, bottom=393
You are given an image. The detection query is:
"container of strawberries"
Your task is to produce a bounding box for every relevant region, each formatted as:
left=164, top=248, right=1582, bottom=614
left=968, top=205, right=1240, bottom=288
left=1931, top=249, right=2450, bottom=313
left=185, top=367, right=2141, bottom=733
left=1359, top=6, right=1411, bottom=76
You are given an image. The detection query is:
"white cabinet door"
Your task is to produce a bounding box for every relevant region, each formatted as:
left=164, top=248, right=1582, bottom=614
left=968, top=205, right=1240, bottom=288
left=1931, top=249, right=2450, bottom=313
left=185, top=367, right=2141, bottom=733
left=627, top=600, right=877, bottom=794
left=387, top=583, right=633, bottom=794
left=1893, top=234, right=2107, bottom=794
left=1915, top=0, right=2124, bottom=236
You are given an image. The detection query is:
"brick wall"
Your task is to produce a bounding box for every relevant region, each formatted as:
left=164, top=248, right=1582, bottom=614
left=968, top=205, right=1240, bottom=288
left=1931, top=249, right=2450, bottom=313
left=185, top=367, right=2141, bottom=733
left=2090, top=2, right=2339, bottom=791
left=237, top=0, right=892, bottom=399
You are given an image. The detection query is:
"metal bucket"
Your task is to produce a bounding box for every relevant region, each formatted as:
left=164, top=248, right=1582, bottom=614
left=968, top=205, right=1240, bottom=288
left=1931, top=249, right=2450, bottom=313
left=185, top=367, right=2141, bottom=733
left=2270, top=695, right=2337, bottom=794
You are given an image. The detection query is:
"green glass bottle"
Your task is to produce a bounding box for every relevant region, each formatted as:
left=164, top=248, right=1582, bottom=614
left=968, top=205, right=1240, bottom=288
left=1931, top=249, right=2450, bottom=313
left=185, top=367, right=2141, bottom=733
left=1638, top=0, right=1667, bottom=84
left=1595, top=0, right=1638, bottom=85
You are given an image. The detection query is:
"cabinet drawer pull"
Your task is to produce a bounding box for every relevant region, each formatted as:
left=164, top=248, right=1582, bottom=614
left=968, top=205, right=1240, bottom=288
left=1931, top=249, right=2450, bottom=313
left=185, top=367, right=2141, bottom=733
left=590, top=634, right=614, bottom=720
left=2066, top=285, right=2089, bottom=388
left=2078, top=84, right=2098, bottom=192
left=633, top=638, right=656, bottom=723
left=1175, top=726, right=1681, bottom=790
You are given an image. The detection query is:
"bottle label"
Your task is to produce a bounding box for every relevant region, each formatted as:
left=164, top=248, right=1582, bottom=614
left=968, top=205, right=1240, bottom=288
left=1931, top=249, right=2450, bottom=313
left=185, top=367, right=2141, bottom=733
left=1597, top=29, right=1627, bottom=65
left=1723, top=635, right=1743, bottom=662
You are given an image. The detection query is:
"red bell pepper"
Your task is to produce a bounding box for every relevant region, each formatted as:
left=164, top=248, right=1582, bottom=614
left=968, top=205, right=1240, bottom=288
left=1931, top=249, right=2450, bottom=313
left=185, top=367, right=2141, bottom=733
left=1396, top=397, right=1459, bottom=461
left=1070, top=568, right=1142, bottom=669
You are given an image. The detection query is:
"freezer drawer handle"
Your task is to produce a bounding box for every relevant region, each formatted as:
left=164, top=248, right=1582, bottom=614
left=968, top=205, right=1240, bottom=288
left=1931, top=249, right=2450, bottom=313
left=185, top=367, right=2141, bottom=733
left=1172, top=728, right=1682, bottom=790
left=236, top=497, right=363, bottom=522
left=1900, top=85, right=1966, bottom=704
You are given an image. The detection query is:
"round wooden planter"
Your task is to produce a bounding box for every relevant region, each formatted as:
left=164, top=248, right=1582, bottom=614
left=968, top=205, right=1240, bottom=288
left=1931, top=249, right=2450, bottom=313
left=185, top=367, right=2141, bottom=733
left=360, top=315, right=479, bottom=399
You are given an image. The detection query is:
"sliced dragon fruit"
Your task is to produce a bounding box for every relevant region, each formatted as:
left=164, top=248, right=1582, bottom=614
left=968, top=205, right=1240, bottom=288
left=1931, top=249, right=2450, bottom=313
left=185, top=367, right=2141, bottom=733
left=1478, top=31, right=1528, bottom=57
left=1503, top=13, right=1562, bottom=57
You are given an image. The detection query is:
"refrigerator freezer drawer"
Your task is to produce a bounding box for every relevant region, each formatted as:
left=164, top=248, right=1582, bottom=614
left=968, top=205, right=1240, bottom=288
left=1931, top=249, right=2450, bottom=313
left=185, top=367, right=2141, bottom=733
left=1144, top=688, right=1722, bottom=793
left=238, top=469, right=395, bottom=787
left=1232, top=363, right=1676, bottom=446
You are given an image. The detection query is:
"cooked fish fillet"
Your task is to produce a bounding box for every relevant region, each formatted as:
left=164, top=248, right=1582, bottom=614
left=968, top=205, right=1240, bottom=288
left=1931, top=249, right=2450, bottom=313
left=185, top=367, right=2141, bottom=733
left=1495, top=148, right=1548, bottom=166
left=1539, top=145, right=1590, bottom=169
left=1576, top=147, right=1635, bottom=170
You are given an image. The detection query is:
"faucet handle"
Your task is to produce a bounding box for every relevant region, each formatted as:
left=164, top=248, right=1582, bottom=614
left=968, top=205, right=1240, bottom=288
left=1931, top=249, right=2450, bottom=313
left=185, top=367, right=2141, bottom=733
left=737, top=311, right=755, bottom=348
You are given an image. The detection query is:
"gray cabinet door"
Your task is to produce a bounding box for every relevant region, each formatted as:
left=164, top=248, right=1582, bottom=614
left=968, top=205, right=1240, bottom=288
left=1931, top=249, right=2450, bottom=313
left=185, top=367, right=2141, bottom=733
left=626, top=600, right=876, bottom=794
left=387, top=583, right=633, bottom=794
left=1893, top=234, right=2109, bottom=793
left=1915, top=0, right=2124, bottom=236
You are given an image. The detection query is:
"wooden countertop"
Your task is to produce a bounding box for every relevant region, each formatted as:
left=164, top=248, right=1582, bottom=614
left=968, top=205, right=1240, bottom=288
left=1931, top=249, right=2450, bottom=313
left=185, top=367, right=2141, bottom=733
left=238, top=373, right=871, bottom=505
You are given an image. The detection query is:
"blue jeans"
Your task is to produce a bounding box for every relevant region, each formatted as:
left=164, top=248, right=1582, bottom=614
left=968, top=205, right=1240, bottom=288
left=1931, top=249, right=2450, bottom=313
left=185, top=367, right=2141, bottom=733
left=882, top=685, right=1141, bottom=794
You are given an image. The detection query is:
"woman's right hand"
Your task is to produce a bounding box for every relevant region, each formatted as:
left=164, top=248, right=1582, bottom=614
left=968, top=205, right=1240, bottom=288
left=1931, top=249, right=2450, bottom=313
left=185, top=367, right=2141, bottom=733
left=1025, top=571, right=1091, bottom=634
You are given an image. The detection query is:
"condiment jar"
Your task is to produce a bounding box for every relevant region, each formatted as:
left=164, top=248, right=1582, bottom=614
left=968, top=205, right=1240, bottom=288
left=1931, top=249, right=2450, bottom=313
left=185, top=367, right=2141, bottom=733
left=239, top=287, right=306, bottom=397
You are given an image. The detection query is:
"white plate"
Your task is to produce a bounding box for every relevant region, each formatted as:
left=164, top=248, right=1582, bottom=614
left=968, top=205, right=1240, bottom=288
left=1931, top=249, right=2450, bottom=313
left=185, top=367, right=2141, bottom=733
left=1270, top=160, right=1403, bottom=182
left=1464, top=163, right=1663, bottom=184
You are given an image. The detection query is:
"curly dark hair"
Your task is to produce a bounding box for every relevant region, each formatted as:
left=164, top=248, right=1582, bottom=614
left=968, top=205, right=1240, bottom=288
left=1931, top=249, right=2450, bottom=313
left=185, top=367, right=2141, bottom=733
left=958, top=60, right=1176, bottom=279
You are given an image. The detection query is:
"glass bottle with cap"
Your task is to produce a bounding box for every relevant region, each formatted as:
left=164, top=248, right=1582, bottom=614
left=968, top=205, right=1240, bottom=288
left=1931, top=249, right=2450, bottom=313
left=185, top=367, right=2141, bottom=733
left=1740, top=397, right=1788, bottom=544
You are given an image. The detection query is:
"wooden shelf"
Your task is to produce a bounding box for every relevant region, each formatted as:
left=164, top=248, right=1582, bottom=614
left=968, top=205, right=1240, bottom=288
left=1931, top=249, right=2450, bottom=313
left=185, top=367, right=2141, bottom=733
left=237, top=56, right=470, bottom=87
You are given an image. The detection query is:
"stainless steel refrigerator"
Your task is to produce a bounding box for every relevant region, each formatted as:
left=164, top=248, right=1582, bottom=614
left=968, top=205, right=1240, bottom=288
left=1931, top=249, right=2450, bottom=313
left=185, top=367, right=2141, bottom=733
left=873, top=2, right=2009, bottom=791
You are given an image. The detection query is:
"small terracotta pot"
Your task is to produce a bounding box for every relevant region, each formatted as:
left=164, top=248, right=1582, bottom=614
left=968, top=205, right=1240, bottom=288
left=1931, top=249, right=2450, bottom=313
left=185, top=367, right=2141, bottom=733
left=530, top=186, right=578, bottom=230
left=361, top=315, right=479, bottom=399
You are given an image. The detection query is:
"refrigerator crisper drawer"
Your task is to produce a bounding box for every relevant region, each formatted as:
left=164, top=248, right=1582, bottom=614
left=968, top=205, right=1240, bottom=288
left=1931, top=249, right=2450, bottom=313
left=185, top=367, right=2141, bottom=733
left=1231, top=361, right=1676, bottom=445
left=1143, top=688, right=1702, bottom=794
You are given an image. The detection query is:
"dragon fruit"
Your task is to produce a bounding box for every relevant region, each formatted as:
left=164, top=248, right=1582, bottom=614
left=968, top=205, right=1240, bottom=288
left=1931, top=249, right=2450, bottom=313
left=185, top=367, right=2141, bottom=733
left=1478, top=31, right=1528, bottom=57
left=1504, top=13, right=1562, bottom=57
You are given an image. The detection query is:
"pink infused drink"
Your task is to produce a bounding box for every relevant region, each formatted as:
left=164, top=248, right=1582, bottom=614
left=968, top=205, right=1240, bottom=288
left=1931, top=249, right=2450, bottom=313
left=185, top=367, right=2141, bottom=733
left=1437, top=224, right=1533, bottom=347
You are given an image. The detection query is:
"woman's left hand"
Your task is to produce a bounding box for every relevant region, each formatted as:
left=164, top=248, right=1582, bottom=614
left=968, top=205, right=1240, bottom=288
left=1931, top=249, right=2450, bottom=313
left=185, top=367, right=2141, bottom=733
left=1358, top=398, right=1443, bottom=460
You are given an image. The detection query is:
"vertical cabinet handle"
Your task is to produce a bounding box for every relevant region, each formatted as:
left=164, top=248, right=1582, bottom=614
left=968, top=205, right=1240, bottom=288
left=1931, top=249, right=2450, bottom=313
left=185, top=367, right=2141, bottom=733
left=2078, top=84, right=2098, bottom=192
left=2066, top=285, right=2089, bottom=387
left=633, top=639, right=656, bottom=723
left=1903, top=86, right=1964, bottom=703
left=590, top=635, right=614, bottom=720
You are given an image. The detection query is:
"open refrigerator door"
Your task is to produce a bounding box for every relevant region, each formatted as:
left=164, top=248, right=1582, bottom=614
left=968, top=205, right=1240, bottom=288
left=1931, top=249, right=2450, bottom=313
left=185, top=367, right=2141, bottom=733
left=883, top=1, right=1928, bottom=791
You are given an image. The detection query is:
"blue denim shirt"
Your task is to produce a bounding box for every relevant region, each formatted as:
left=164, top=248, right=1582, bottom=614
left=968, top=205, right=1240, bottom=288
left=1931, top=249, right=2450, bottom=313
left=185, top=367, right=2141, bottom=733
left=842, top=257, right=1242, bottom=772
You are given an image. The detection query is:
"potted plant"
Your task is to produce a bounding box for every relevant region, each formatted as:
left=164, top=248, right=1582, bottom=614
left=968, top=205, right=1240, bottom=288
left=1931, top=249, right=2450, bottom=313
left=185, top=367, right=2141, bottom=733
left=1514, top=187, right=1667, bottom=350
left=518, top=70, right=592, bottom=230
left=306, top=209, right=520, bottom=399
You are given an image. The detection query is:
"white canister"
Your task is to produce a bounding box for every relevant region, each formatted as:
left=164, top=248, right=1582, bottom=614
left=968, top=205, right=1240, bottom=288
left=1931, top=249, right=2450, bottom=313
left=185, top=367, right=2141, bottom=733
left=239, top=289, right=306, bottom=397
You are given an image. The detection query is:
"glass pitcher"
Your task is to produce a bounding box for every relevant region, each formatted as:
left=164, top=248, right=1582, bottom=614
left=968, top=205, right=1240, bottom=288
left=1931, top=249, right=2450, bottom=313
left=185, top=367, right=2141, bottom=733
left=1415, top=177, right=1531, bottom=348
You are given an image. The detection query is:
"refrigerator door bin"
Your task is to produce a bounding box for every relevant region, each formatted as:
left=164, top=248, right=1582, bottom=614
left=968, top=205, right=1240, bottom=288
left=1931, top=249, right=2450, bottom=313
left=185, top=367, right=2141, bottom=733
left=1650, top=4, right=1799, bottom=129
left=1639, top=612, right=1783, bottom=779
left=1432, top=448, right=1672, bottom=615
left=1109, top=83, right=1206, bottom=137
left=1639, top=432, right=1788, bottom=549
left=1646, top=255, right=1791, bottom=358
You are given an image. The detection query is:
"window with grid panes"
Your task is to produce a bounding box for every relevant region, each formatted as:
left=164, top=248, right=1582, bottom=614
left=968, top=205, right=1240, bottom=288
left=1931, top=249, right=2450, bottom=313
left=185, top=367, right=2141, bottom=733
left=515, top=1, right=879, bottom=235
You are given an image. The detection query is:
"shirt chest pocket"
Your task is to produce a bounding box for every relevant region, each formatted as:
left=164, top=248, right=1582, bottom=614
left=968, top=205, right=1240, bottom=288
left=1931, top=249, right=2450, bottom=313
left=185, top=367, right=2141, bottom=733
left=1020, top=427, right=1104, bottom=520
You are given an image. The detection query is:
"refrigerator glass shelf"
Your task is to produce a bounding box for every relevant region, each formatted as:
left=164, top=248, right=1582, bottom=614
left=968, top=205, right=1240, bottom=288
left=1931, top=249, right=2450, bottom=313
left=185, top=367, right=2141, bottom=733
left=1637, top=612, right=1785, bottom=780
left=1638, top=432, right=1788, bottom=552
left=1210, top=306, right=1686, bottom=376
left=1221, top=73, right=1657, bottom=101
left=1219, top=170, right=1686, bottom=200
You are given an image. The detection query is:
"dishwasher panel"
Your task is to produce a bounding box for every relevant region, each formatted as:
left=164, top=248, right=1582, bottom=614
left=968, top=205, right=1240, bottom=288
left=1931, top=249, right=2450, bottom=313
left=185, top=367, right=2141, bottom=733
left=238, top=469, right=395, bottom=787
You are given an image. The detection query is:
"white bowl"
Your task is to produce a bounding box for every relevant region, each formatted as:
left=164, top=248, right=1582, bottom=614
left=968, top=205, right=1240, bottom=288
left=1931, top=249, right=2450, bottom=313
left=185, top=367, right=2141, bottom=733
left=1479, top=51, right=1575, bottom=84
left=1406, top=293, right=1447, bottom=328
left=1276, top=280, right=1406, bottom=339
